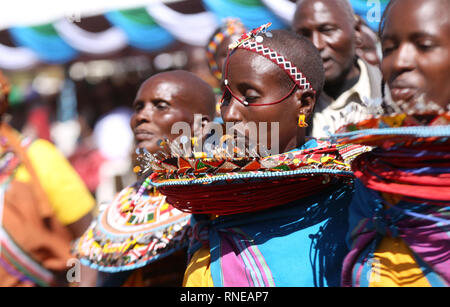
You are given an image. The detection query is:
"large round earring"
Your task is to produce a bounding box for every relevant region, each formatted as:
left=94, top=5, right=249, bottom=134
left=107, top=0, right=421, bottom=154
left=298, top=114, right=309, bottom=128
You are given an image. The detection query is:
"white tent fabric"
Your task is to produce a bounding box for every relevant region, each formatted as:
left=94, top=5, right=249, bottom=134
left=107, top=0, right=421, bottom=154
left=0, top=0, right=298, bottom=70
left=260, top=0, right=296, bottom=25
left=146, top=1, right=218, bottom=46
left=0, top=44, right=39, bottom=70
left=53, top=19, right=128, bottom=55
left=0, top=0, right=182, bottom=30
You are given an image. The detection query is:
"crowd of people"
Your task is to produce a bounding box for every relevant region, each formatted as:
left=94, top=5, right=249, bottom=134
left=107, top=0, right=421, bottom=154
left=0, top=0, right=448, bottom=287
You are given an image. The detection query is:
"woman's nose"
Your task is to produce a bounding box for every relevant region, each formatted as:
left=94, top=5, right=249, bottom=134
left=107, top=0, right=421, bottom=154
left=134, top=103, right=154, bottom=124
left=312, top=31, right=326, bottom=52
left=391, top=43, right=416, bottom=74
left=221, top=96, right=244, bottom=124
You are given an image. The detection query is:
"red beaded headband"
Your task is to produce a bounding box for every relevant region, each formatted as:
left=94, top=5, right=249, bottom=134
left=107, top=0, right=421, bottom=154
left=222, top=23, right=315, bottom=107
left=237, top=41, right=314, bottom=92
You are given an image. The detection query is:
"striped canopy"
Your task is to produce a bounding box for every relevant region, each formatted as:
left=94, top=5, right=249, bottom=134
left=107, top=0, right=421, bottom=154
left=0, top=0, right=389, bottom=70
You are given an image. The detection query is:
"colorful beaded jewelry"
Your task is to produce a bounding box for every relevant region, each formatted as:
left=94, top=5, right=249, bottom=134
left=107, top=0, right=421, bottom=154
left=298, top=114, right=308, bottom=128
left=206, top=18, right=247, bottom=80
left=221, top=22, right=315, bottom=107
left=332, top=112, right=450, bottom=149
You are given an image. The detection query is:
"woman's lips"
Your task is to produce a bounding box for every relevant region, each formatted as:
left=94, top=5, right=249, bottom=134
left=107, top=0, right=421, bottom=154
left=322, top=57, right=333, bottom=70
left=390, top=87, right=418, bottom=102
left=134, top=130, right=156, bottom=144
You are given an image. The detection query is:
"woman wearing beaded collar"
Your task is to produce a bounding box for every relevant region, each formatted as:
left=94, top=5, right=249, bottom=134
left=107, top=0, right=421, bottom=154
left=73, top=70, right=217, bottom=286
left=336, top=0, right=450, bottom=287
left=178, top=26, right=362, bottom=287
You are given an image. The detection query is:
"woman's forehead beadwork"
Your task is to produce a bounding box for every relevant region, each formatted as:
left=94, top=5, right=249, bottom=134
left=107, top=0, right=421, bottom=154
left=237, top=41, right=313, bottom=91
left=226, top=22, right=314, bottom=93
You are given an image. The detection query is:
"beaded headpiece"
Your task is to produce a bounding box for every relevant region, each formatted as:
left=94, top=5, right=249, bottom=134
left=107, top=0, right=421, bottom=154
left=206, top=18, right=247, bottom=81
left=222, top=22, right=315, bottom=107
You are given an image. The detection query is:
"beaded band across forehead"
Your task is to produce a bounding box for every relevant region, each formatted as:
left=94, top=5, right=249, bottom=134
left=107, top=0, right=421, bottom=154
left=226, top=23, right=315, bottom=93
left=237, top=41, right=314, bottom=92
left=221, top=23, right=316, bottom=107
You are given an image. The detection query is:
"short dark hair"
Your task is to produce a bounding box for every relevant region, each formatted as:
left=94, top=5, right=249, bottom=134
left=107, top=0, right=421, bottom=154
left=379, top=0, right=397, bottom=37
left=259, top=29, right=325, bottom=97
left=295, top=0, right=357, bottom=27
left=379, top=0, right=450, bottom=37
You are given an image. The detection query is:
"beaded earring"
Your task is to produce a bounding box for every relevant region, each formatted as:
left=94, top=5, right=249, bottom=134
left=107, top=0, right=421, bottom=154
left=298, top=114, right=308, bottom=128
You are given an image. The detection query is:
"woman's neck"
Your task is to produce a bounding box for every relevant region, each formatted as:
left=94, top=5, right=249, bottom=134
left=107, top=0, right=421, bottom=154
left=324, top=63, right=361, bottom=100
left=282, top=133, right=306, bottom=154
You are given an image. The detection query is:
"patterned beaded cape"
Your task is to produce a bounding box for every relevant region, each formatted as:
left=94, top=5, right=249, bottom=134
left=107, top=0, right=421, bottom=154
left=73, top=182, right=191, bottom=272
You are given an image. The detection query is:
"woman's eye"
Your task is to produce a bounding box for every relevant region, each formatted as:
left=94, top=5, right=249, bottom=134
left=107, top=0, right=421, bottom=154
left=382, top=41, right=396, bottom=56
left=382, top=46, right=394, bottom=55
left=155, top=101, right=170, bottom=110
left=244, top=96, right=259, bottom=103
left=243, top=89, right=260, bottom=103
left=133, top=101, right=144, bottom=112
left=416, top=40, right=436, bottom=51
left=320, top=25, right=336, bottom=34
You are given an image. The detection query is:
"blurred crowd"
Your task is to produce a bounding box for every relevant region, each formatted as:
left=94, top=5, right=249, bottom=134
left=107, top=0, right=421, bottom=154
left=4, top=44, right=218, bottom=206
left=1, top=0, right=448, bottom=288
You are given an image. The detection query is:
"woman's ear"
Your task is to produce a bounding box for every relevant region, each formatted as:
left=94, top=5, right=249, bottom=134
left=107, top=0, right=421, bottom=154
left=294, top=88, right=316, bottom=120
left=354, top=15, right=364, bottom=49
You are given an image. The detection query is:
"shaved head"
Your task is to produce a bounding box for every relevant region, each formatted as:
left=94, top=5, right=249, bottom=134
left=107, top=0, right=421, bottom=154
left=292, top=0, right=362, bottom=94
left=221, top=30, right=325, bottom=152
left=138, top=70, right=216, bottom=120
left=251, top=29, right=325, bottom=96
left=380, top=0, right=450, bottom=35
left=131, top=70, right=216, bottom=153
left=295, top=0, right=356, bottom=26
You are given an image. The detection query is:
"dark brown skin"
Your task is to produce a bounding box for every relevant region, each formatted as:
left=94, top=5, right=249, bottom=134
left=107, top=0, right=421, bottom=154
left=78, top=71, right=216, bottom=287
left=131, top=70, right=216, bottom=154
left=220, top=50, right=315, bottom=154
left=292, top=0, right=362, bottom=100
left=129, top=71, right=215, bottom=287
left=381, top=0, right=450, bottom=109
